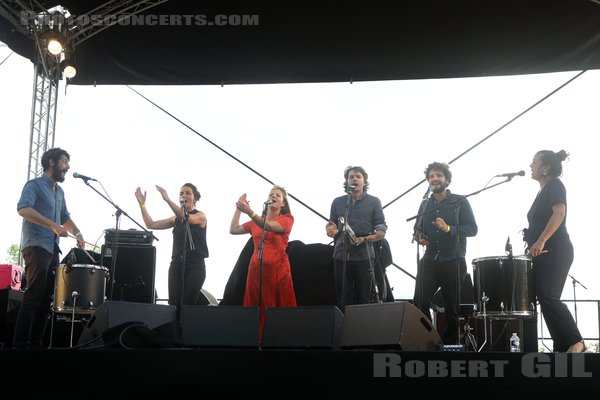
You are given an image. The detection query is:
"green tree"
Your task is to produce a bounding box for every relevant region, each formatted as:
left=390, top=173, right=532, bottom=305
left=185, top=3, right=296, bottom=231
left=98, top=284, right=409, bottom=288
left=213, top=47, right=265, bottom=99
left=5, top=244, right=20, bottom=265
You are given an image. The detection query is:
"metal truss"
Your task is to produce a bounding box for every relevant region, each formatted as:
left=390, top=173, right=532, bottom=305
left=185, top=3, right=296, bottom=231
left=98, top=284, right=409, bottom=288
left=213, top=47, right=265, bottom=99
left=70, top=0, right=169, bottom=48
left=26, top=50, right=60, bottom=180
left=0, top=0, right=168, bottom=178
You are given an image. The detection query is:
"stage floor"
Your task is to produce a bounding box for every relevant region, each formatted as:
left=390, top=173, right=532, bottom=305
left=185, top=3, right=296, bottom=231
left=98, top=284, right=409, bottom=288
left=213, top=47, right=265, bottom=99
left=1, top=347, right=598, bottom=397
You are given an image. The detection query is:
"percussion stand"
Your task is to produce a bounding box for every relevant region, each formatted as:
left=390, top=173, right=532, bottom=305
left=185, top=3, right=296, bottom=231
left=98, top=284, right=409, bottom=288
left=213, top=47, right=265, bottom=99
left=49, top=290, right=80, bottom=348
left=75, top=178, right=158, bottom=302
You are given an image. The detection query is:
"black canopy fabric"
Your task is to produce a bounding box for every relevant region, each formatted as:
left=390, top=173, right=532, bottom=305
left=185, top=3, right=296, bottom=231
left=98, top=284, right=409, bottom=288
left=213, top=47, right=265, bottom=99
left=2, top=1, right=600, bottom=86
left=220, top=238, right=394, bottom=306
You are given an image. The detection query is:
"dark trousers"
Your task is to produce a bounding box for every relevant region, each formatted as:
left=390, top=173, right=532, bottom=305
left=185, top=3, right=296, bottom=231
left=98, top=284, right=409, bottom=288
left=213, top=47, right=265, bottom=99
left=168, top=258, right=207, bottom=306
left=334, top=259, right=373, bottom=310
left=13, top=246, right=58, bottom=348
left=532, top=241, right=581, bottom=352
left=413, top=258, right=466, bottom=345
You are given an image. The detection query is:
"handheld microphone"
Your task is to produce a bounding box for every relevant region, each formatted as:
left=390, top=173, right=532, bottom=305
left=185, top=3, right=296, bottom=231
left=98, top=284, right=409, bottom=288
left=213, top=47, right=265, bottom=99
left=73, top=172, right=97, bottom=181
left=264, top=199, right=273, bottom=205
left=179, top=197, right=186, bottom=206
left=496, top=170, right=525, bottom=178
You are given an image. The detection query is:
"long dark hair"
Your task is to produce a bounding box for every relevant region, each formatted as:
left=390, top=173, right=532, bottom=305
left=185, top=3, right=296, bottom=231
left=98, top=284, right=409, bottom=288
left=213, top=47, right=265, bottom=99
left=273, top=185, right=291, bottom=215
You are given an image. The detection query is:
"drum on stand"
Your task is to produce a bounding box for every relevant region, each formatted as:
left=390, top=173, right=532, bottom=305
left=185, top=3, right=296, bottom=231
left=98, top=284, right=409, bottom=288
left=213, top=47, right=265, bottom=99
left=53, top=264, right=109, bottom=314
left=472, top=255, right=535, bottom=318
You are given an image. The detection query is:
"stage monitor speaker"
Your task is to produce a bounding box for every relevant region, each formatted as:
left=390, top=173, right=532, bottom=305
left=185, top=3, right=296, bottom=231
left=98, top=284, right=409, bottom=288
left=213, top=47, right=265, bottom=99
left=340, top=301, right=443, bottom=351
left=181, top=305, right=260, bottom=348
left=77, top=300, right=176, bottom=347
left=102, top=245, right=156, bottom=304
left=262, top=306, right=343, bottom=349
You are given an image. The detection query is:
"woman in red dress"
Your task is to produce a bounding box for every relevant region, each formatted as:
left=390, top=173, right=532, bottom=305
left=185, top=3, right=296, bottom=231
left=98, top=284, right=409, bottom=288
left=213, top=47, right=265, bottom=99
left=229, top=185, right=296, bottom=339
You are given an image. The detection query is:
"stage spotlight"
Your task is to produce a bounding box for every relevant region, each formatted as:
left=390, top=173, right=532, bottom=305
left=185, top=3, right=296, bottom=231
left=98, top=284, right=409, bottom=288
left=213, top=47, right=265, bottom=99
left=47, top=37, right=63, bottom=55
left=60, top=57, right=76, bottom=79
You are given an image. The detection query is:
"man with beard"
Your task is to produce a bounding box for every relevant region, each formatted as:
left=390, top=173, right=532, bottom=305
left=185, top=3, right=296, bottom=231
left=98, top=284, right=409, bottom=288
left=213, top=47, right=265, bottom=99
left=412, top=162, right=478, bottom=345
left=13, top=147, right=85, bottom=348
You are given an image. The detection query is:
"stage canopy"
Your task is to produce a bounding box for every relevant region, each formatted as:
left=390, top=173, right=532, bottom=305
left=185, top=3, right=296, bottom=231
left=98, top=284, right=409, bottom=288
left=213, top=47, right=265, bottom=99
left=1, top=0, right=600, bottom=86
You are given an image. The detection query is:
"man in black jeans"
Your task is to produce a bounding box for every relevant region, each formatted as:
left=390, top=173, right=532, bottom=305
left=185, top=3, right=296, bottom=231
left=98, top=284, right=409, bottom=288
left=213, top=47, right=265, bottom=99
left=326, top=166, right=387, bottom=310
left=412, top=161, right=478, bottom=345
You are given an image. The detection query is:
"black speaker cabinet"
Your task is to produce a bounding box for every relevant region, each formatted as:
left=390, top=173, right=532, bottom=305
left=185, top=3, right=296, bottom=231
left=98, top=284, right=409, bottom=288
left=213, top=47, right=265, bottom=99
left=262, top=306, right=343, bottom=349
left=340, top=301, right=443, bottom=351
left=181, top=305, right=260, bottom=348
left=102, top=245, right=156, bottom=304
left=77, top=300, right=176, bottom=346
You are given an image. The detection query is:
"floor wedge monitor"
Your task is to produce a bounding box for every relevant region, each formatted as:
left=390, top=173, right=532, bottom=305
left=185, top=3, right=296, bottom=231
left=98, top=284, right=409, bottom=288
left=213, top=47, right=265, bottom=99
left=181, top=305, right=260, bottom=348
left=262, top=306, right=343, bottom=349
left=340, top=301, right=442, bottom=351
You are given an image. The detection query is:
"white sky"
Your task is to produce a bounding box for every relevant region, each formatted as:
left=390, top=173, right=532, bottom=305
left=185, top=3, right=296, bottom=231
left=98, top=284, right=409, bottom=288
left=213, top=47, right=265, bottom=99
left=1, top=42, right=598, bottom=341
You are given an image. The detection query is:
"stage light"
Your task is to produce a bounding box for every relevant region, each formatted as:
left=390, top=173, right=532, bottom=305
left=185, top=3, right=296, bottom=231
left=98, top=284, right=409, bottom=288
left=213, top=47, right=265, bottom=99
left=47, top=37, right=63, bottom=55
left=60, top=54, right=76, bottom=79
left=62, top=62, right=76, bottom=79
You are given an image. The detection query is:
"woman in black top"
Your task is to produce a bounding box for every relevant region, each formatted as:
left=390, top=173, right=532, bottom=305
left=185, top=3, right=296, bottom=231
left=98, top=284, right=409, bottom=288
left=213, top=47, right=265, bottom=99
left=526, top=150, right=584, bottom=353
left=136, top=183, right=208, bottom=306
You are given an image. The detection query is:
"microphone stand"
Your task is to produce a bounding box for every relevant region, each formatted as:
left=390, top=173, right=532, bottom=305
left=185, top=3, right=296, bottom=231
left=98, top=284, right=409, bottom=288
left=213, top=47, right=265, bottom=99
left=257, top=202, right=269, bottom=320
left=177, top=200, right=194, bottom=326
left=77, top=178, right=158, bottom=302
left=412, top=187, right=431, bottom=325
left=339, top=189, right=352, bottom=313
left=452, top=196, right=462, bottom=346
left=365, top=243, right=381, bottom=303
left=569, top=274, right=587, bottom=326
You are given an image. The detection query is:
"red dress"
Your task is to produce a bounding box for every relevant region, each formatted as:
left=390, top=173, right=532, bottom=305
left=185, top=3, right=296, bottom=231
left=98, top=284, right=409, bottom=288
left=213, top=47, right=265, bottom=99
left=242, top=214, right=296, bottom=339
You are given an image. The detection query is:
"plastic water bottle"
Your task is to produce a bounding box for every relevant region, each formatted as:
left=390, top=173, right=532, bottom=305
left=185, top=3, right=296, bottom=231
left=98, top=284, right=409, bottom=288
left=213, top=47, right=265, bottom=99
left=510, top=332, right=520, bottom=352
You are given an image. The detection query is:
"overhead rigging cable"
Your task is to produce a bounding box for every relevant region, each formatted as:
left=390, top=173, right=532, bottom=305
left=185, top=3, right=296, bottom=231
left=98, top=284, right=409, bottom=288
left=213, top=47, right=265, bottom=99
left=0, top=51, right=13, bottom=68
left=382, top=69, right=588, bottom=210
left=126, top=85, right=329, bottom=221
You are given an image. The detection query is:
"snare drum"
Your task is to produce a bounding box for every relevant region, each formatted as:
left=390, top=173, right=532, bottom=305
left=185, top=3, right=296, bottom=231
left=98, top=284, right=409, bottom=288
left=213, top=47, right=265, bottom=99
left=53, top=264, right=109, bottom=313
left=472, top=256, right=535, bottom=318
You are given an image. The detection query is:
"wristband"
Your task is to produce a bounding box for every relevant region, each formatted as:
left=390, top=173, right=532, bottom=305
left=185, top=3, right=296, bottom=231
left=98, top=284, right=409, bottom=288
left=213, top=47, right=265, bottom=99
left=140, top=204, right=146, bottom=209
left=75, top=232, right=82, bottom=237
left=249, top=211, right=257, bottom=219
left=446, top=225, right=451, bottom=233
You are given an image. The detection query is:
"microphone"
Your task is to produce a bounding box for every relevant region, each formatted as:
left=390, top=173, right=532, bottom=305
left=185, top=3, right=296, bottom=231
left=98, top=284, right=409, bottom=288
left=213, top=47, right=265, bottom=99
left=264, top=199, right=273, bottom=205
left=347, top=185, right=357, bottom=193
left=496, top=170, right=525, bottom=178
left=179, top=197, right=186, bottom=206
left=422, top=185, right=433, bottom=199
left=73, top=172, right=97, bottom=181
